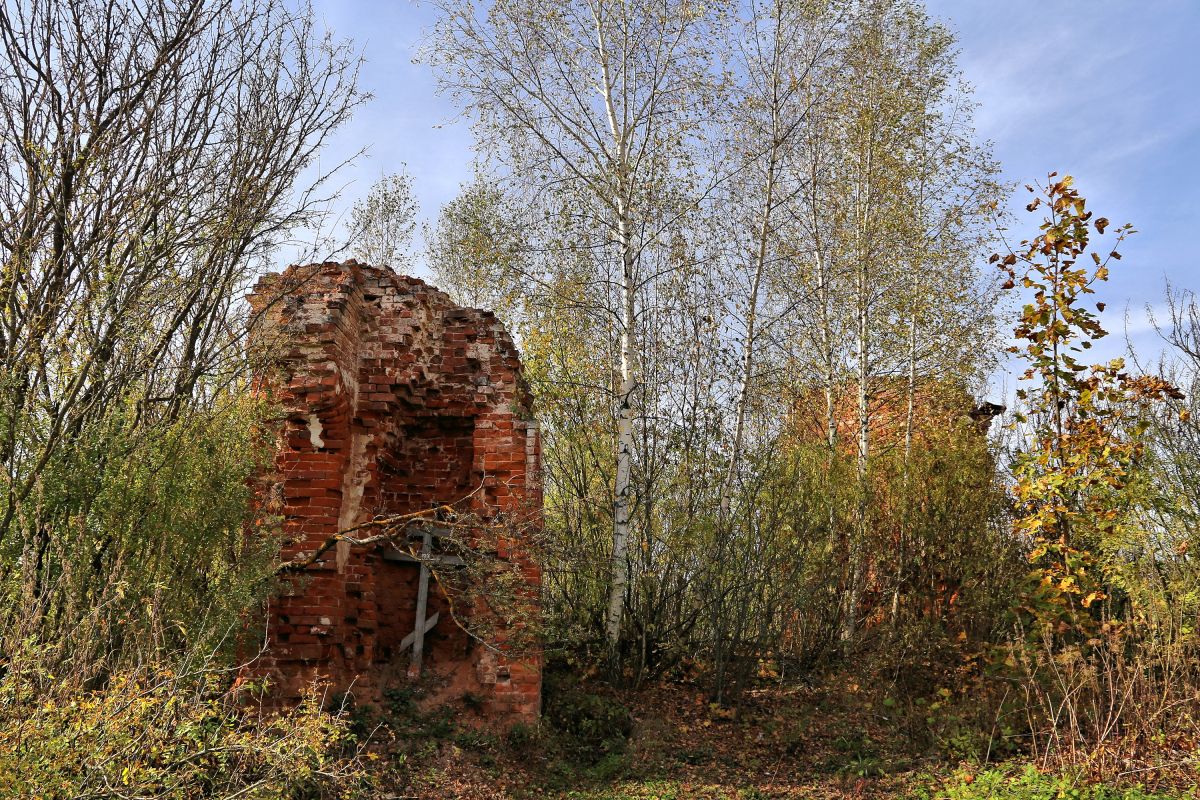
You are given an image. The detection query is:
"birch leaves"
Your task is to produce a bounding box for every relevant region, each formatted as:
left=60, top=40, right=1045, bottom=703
left=426, top=0, right=1003, bottom=665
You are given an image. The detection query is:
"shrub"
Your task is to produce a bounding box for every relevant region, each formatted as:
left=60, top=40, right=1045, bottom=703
left=0, top=395, right=282, bottom=680
left=0, top=660, right=368, bottom=799
left=544, top=685, right=632, bottom=757
left=505, top=721, right=538, bottom=751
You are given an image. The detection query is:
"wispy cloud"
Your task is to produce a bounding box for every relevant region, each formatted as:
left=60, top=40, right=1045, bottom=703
left=300, top=0, right=1200, bottom=377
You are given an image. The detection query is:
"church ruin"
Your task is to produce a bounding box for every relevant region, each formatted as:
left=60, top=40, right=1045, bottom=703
left=247, top=261, right=542, bottom=724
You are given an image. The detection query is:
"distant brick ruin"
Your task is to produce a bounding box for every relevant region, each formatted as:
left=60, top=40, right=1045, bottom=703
left=247, top=261, right=542, bottom=724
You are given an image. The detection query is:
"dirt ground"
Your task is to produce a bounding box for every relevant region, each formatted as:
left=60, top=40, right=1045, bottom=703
left=371, top=677, right=962, bottom=799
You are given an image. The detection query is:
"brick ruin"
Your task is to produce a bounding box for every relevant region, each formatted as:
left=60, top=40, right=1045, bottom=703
left=247, top=261, right=542, bottom=724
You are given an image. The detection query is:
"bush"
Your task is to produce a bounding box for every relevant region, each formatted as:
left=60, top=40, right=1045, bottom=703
left=0, top=394, right=282, bottom=680
left=0, top=659, right=368, bottom=799
left=544, top=685, right=632, bottom=758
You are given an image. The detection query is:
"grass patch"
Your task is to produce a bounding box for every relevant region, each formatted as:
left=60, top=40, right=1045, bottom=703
left=922, top=766, right=1195, bottom=800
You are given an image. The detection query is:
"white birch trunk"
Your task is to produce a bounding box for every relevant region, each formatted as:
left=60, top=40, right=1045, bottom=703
left=892, top=313, right=918, bottom=624
left=720, top=149, right=776, bottom=523
left=605, top=206, right=637, bottom=652
left=842, top=259, right=869, bottom=646
left=817, top=251, right=837, bottom=452
left=597, top=19, right=637, bottom=655
left=842, top=151, right=873, bottom=648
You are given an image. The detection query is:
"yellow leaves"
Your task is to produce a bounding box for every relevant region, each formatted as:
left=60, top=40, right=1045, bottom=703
left=1082, top=590, right=1105, bottom=608
left=1, top=665, right=366, bottom=795
left=708, top=703, right=735, bottom=721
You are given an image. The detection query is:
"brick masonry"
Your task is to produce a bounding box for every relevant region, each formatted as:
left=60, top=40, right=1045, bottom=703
left=247, top=261, right=542, bottom=724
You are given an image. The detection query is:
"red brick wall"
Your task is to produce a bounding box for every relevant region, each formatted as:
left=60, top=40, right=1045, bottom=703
left=247, top=261, right=542, bottom=724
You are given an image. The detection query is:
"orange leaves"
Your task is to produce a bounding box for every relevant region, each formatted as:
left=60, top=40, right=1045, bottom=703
left=1003, top=173, right=1181, bottom=644
left=1049, top=174, right=1073, bottom=193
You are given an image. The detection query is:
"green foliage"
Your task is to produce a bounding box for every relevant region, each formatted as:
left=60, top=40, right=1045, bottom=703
left=930, top=766, right=1187, bottom=800
left=0, top=0, right=361, bottom=690
left=379, top=686, right=457, bottom=742
left=870, top=400, right=1019, bottom=653
left=544, top=672, right=633, bottom=761
left=581, top=752, right=632, bottom=784
left=505, top=721, right=537, bottom=752
left=426, top=174, right=528, bottom=320
left=0, top=394, right=280, bottom=677
left=349, top=170, right=419, bottom=268
left=0, top=661, right=367, bottom=799
left=825, top=732, right=885, bottom=778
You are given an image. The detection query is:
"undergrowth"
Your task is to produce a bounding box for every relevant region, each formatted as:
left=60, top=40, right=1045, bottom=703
left=0, top=660, right=368, bottom=799
left=925, top=766, right=1194, bottom=800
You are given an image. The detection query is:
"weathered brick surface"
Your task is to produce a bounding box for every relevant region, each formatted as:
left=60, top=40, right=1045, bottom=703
left=247, top=261, right=542, bottom=724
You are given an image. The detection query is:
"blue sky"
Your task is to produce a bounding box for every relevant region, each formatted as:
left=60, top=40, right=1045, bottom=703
left=304, top=0, right=1199, bottom=376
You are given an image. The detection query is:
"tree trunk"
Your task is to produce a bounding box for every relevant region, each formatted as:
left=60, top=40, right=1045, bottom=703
left=605, top=205, right=638, bottom=663
left=720, top=147, right=777, bottom=523
left=842, top=260, right=869, bottom=647
left=594, top=15, right=639, bottom=666
left=842, top=154, right=873, bottom=649
left=893, top=313, right=918, bottom=625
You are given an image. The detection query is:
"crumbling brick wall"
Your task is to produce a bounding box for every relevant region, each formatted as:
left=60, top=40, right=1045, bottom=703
left=247, top=261, right=541, bottom=723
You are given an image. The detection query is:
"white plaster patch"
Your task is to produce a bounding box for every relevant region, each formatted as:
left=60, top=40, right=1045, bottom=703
left=339, top=363, right=358, bottom=403
left=336, top=432, right=372, bottom=573
left=307, top=413, right=325, bottom=449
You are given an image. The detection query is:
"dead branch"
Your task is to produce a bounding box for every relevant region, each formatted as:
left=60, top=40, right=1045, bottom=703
left=274, top=505, right=457, bottom=574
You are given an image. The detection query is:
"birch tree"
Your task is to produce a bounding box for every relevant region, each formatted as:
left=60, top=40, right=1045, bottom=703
left=782, top=0, right=999, bottom=645
left=697, top=0, right=847, bottom=700
left=715, top=0, right=844, bottom=521
left=427, top=0, right=721, bottom=659
left=829, top=2, right=916, bottom=645
left=885, top=30, right=1002, bottom=623
left=426, top=174, right=528, bottom=319
left=347, top=170, right=419, bottom=268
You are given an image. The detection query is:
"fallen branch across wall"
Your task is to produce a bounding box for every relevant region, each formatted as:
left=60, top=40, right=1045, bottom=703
left=274, top=497, right=472, bottom=575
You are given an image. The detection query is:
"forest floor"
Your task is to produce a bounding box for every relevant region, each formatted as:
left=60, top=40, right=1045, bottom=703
left=363, top=670, right=1194, bottom=799
left=387, top=682, right=928, bottom=799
